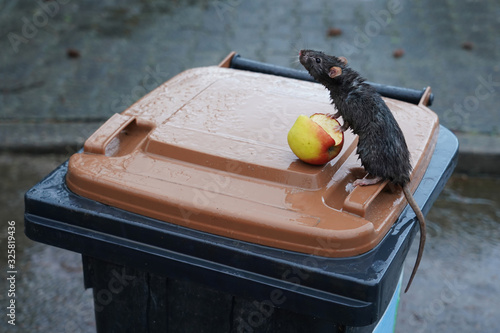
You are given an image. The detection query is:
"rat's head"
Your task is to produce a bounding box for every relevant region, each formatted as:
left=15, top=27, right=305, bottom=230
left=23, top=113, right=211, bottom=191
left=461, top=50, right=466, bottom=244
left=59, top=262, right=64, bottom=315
left=299, top=49, right=347, bottom=83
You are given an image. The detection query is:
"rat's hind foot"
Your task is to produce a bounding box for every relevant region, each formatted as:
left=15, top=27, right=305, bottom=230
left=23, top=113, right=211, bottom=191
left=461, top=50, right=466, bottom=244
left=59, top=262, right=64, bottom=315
left=353, top=176, right=383, bottom=186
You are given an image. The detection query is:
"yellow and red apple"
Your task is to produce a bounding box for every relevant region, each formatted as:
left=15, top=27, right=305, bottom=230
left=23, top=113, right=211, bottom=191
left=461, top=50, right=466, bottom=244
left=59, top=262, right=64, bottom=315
left=287, top=113, right=344, bottom=165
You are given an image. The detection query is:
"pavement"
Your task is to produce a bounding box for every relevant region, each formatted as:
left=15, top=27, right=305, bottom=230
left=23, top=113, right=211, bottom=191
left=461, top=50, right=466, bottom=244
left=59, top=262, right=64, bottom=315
left=1, top=0, right=500, bottom=332
left=1, top=0, right=500, bottom=174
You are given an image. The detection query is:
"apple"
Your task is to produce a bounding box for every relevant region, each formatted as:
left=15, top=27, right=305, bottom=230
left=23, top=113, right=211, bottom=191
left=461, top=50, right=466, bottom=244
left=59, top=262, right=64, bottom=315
left=287, top=113, right=344, bottom=165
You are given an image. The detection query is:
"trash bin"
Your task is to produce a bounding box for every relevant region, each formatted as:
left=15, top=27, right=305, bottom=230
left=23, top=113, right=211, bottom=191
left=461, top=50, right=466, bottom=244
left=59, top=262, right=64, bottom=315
left=24, top=53, right=458, bottom=332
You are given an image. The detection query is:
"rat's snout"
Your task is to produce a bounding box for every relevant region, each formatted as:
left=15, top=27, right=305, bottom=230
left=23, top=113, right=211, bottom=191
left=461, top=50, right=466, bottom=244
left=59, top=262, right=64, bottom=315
left=299, top=50, right=309, bottom=66
left=299, top=50, right=315, bottom=64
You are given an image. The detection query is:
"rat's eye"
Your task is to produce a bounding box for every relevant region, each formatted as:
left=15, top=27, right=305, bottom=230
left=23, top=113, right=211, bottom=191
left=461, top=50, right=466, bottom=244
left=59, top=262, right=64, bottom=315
left=315, top=58, right=321, bottom=63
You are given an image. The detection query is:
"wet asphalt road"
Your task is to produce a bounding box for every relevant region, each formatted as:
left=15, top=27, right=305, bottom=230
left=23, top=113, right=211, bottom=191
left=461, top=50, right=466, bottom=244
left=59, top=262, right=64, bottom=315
left=1, top=0, right=500, bottom=331
left=0, top=153, right=499, bottom=332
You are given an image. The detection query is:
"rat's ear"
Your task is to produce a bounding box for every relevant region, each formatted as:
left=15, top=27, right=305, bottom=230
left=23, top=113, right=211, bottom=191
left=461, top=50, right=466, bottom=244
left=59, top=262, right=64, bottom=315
left=338, top=56, right=348, bottom=65
left=329, top=66, right=342, bottom=78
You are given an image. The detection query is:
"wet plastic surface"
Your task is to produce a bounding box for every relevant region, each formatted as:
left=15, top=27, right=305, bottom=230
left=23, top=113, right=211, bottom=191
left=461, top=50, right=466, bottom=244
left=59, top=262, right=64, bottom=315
left=24, top=124, right=457, bottom=327
left=65, top=65, right=439, bottom=258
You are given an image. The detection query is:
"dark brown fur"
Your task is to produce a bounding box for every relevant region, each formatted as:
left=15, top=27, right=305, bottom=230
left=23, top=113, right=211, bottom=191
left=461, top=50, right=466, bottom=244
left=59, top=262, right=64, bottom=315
left=299, top=49, right=425, bottom=293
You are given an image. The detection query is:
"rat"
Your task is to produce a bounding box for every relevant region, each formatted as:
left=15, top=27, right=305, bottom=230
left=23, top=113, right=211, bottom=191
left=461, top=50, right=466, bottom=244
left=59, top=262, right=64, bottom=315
left=299, top=49, right=425, bottom=293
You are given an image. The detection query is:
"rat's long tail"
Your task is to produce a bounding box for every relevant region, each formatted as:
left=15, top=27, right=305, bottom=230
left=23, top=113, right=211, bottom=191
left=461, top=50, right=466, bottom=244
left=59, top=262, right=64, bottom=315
left=402, top=185, right=426, bottom=293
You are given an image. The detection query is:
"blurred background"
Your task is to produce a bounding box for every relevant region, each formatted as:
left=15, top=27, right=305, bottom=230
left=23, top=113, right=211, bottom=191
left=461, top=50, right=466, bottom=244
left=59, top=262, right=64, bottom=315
left=1, top=0, right=499, bottom=332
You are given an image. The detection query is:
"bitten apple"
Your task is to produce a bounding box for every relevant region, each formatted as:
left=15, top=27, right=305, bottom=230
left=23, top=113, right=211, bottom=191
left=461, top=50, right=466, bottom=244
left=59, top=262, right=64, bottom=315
left=287, top=113, right=344, bottom=165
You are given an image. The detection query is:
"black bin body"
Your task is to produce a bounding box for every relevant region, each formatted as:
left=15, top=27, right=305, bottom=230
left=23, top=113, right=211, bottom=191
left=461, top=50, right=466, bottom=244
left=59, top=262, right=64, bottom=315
left=24, top=124, right=457, bottom=332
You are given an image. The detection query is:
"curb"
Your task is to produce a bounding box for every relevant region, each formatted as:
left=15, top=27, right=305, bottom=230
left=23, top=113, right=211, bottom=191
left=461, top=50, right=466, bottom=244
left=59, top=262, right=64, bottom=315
left=0, top=122, right=104, bottom=155
left=1, top=123, right=499, bottom=177
left=453, top=132, right=500, bottom=176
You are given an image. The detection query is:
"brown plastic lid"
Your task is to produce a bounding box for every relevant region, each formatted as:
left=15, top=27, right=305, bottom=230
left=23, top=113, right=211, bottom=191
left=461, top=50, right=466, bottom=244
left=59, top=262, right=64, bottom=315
left=66, top=59, right=439, bottom=258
